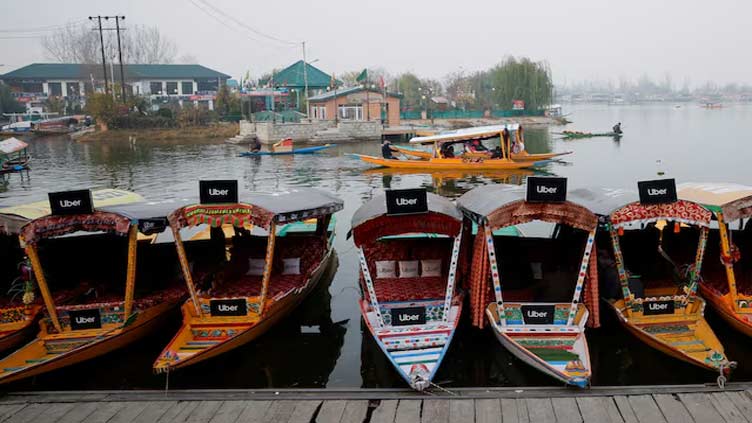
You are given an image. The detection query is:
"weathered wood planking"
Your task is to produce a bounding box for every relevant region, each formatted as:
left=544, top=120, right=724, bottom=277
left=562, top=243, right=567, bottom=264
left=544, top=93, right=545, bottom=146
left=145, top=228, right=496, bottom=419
left=370, top=400, right=398, bottom=423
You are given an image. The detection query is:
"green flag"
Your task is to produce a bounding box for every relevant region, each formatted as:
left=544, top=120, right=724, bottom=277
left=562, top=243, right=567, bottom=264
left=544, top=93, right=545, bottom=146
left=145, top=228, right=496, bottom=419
left=356, top=68, right=368, bottom=83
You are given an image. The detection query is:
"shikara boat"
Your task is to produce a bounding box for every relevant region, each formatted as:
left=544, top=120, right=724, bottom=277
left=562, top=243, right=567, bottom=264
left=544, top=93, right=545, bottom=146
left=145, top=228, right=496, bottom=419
left=457, top=180, right=600, bottom=388
left=153, top=182, right=343, bottom=372
left=238, top=144, right=334, bottom=157
left=0, top=189, right=145, bottom=354
left=0, top=138, right=31, bottom=174
left=351, top=189, right=464, bottom=391
left=558, top=131, right=620, bottom=139
left=596, top=179, right=734, bottom=383
left=678, top=183, right=752, bottom=337
left=0, top=190, right=187, bottom=383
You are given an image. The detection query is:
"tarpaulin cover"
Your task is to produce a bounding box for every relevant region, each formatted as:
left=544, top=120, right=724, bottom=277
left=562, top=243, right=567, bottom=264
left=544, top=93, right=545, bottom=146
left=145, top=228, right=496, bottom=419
left=678, top=182, right=752, bottom=222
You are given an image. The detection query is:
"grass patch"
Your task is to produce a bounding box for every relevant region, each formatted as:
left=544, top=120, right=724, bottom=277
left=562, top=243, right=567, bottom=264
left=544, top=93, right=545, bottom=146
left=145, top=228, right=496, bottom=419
left=77, top=123, right=239, bottom=142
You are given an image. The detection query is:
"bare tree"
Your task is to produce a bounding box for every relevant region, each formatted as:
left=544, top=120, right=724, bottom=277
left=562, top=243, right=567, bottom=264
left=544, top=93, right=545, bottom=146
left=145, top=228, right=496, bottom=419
left=42, top=23, right=178, bottom=64
left=178, top=54, right=199, bottom=64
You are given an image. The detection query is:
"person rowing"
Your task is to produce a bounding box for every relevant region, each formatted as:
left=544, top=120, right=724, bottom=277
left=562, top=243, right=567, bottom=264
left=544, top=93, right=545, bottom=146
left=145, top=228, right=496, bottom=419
left=613, top=122, right=622, bottom=134
left=381, top=139, right=398, bottom=159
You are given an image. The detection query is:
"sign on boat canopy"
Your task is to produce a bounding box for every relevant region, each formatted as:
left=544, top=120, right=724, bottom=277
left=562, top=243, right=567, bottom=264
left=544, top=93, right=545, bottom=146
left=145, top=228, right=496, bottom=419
left=199, top=180, right=239, bottom=204
left=638, top=178, right=677, bottom=205
left=526, top=177, right=567, bottom=203
left=48, top=189, right=94, bottom=216
left=385, top=188, right=428, bottom=216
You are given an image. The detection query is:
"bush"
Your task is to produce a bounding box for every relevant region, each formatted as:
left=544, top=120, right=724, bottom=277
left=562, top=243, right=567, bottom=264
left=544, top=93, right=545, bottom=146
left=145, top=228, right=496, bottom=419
left=156, top=108, right=173, bottom=119
left=110, top=114, right=176, bottom=129
left=85, top=93, right=117, bottom=127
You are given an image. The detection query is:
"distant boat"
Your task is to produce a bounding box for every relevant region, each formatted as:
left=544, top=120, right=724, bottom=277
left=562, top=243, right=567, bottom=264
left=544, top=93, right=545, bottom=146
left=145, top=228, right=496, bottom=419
left=702, top=102, right=723, bottom=109
left=0, top=137, right=31, bottom=173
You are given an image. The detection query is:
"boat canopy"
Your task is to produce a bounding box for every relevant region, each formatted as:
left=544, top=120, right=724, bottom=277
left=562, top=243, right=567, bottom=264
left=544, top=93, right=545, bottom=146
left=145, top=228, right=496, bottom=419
left=20, top=200, right=183, bottom=245
left=677, top=182, right=752, bottom=222
left=351, top=192, right=462, bottom=246
left=456, top=184, right=598, bottom=231
left=409, top=124, right=519, bottom=145
left=610, top=199, right=712, bottom=229
left=169, top=188, right=343, bottom=230
left=0, top=137, right=28, bottom=155
left=0, top=189, right=144, bottom=236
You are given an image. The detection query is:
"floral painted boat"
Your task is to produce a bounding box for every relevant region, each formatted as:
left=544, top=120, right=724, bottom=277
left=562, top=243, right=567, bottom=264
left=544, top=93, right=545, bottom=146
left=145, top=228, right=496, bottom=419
left=351, top=189, right=464, bottom=391
left=457, top=181, right=600, bottom=388
left=153, top=182, right=343, bottom=372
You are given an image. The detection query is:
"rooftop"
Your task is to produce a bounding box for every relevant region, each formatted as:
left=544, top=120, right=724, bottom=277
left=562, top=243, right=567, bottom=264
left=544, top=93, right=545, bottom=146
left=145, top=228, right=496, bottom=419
left=260, top=60, right=333, bottom=89
left=0, top=63, right=231, bottom=81
left=308, top=86, right=402, bottom=102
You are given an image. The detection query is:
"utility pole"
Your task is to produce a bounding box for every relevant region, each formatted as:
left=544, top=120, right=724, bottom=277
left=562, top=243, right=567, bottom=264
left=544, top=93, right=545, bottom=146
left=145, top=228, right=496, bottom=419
left=302, top=41, right=309, bottom=118
left=89, top=16, right=127, bottom=103
left=89, top=16, right=109, bottom=94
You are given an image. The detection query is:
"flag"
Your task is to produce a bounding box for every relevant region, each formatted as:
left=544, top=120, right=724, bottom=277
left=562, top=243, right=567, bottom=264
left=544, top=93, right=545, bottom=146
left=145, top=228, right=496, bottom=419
left=356, top=68, right=368, bottom=83
left=379, top=76, right=385, bottom=90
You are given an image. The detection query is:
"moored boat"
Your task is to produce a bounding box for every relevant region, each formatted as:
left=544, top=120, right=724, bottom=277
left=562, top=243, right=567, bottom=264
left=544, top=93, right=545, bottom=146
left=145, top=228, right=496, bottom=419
left=153, top=181, right=343, bottom=372
left=0, top=190, right=187, bottom=384
left=239, top=144, right=334, bottom=157
left=0, top=138, right=31, bottom=174
left=351, top=189, right=464, bottom=391
left=596, top=179, right=734, bottom=383
left=457, top=179, right=600, bottom=388
left=678, top=183, right=752, bottom=338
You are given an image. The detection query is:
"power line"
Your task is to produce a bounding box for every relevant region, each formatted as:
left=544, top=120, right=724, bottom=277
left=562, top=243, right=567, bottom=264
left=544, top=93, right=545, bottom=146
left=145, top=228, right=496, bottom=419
left=0, top=19, right=87, bottom=34
left=190, top=0, right=298, bottom=46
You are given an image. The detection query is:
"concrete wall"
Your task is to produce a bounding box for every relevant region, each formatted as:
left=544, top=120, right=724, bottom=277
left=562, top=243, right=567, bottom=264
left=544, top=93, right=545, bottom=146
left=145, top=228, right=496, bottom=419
left=254, top=121, right=335, bottom=144
left=337, top=121, right=382, bottom=138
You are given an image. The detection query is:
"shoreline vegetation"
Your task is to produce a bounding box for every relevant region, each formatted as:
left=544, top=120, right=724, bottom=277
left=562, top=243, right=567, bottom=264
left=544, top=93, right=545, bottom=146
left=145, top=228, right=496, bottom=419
left=76, top=123, right=239, bottom=142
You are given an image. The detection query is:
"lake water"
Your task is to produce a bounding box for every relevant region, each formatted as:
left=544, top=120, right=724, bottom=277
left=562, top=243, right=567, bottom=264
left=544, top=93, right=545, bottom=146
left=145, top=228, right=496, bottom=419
left=2, top=103, right=752, bottom=390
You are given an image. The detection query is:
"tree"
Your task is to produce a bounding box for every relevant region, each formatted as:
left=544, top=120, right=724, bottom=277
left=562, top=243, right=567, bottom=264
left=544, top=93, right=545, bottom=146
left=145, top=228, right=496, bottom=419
left=214, top=85, right=240, bottom=116
left=488, top=57, right=553, bottom=111
left=0, top=85, right=25, bottom=115
left=42, top=23, right=177, bottom=64
left=84, top=93, right=117, bottom=129
left=396, top=73, right=443, bottom=109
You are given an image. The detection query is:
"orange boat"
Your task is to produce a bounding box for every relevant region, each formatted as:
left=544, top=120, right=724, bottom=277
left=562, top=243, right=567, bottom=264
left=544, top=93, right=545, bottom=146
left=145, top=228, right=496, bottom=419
left=153, top=182, right=343, bottom=372
left=678, top=183, right=752, bottom=338
left=0, top=190, right=187, bottom=384
left=0, top=189, right=144, bottom=354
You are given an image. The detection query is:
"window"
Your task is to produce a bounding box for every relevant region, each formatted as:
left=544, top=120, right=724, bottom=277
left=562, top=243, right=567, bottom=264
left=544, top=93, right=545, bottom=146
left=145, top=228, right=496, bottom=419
left=338, top=105, right=363, bottom=120
left=311, top=105, right=327, bottom=120
left=181, top=81, right=194, bottom=95
left=21, top=82, right=43, bottom=93
left=197, top=79, right=218, bottom=92
left=48, top=82, right=62, bottom=97
left=150, top=82, right=163, bottom=94
left=66, top=82, right=80, bottom=97
left=166, top=82, right=178, bottom=95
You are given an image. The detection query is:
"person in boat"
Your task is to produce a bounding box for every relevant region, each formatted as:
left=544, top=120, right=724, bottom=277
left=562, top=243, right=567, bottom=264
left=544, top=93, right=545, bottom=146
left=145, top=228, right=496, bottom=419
left=466, top=139, right=489, bottom=153
left=490, top=146, right=503, bottom=159
left=441, top=143, right=456, bottom=158
left=250, top=137, right=262, bottom=153
left=381, top=139, right=398, bottom=159
left=613, top=122, right=622, bottom=134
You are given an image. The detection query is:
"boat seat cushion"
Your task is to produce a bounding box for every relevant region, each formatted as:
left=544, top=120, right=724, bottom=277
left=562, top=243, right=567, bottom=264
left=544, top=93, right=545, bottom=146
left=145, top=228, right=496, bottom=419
left=368, top=276, right=447, bottom=303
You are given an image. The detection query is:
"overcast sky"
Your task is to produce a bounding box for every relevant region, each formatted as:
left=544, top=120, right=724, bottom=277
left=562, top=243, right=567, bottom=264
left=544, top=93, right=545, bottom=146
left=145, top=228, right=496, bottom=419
left=1, top=0, right=748, bottom=87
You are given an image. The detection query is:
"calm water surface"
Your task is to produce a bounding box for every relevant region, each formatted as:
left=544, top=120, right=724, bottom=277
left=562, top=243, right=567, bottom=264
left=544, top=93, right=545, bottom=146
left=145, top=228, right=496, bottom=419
left=2, top=103, right=752, bottom=390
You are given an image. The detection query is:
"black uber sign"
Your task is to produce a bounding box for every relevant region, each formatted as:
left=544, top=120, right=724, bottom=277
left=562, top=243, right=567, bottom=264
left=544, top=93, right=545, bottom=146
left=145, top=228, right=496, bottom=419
left=138, top=217, right=168, bottom=235
left=526, top=177, right=567, bottom=203
left=210, top=299, right=247, bottom=316
left=199, top=180, right=238, bottom=204
left=638, top=179, right=677, bottom=205
left=68, top=308, right=102, bottom=330
left=385, top=188, right=428, bottom=216
left=391, top=306, right=426, bottom=326
left=48, top=189, right=94, bottom=216
left=643, top=300, right=675, bottom=316
left=521, top=304, right=556, bottom=324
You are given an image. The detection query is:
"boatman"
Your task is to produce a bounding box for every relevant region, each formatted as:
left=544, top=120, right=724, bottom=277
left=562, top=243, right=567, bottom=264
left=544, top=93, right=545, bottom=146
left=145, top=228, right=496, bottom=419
left=250, top=136, right=262, bottom=153
left=613, top=122, right=622, bottom=134
left=381, top=139, right=398, bottom=159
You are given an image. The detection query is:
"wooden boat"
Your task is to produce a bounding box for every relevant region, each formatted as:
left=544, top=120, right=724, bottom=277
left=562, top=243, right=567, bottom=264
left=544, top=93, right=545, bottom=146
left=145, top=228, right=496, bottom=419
left=239, top=144, right=334, bottom=157
left=0, top=189, right=145, bottom=354
left=393, top=124, right=571, bottom=163
left=457, top=180, right=600, bottom=388
left=678, top=183, right=752, bottom=338
left=0, top=138, right=31, bottom=174
left=352, top=154, right=538, bottom=170
left=0, top=191, right=187, bottom=384
left=153, top=182, right=343, bottom=372
left=351, top=189, right=464, bottom=391
left=596, top=179, right=734, bottom=383
left=559, top=131, right=620, bottom=139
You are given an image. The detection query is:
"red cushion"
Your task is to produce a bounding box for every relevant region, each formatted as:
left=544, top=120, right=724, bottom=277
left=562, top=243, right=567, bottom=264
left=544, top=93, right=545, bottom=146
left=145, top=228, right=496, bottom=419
left=368, top=276, right=447, bottom=303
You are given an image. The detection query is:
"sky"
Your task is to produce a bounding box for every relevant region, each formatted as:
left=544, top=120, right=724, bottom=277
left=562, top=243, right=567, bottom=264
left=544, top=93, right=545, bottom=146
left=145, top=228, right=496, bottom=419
left=0, top=0, right=749, bottom=87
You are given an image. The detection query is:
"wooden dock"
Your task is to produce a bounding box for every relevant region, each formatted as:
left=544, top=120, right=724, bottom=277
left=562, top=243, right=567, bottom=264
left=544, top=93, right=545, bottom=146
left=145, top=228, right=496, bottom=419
left=1, top=383, right=752, bottom=422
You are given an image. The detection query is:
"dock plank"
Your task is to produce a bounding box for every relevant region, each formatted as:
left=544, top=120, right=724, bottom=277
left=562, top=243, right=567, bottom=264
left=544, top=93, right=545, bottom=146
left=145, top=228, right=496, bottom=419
left=526, top=398, right=555, bottom=423
left=421, top=400, right=449, bottom=423
left=158, top=401, right=200, bottom=422
left=709, top=392, right=747, bottom=423
left=725, top=391, right=752, bottom=419
left=339, top=400, right=368, bottom=423
left=370, top=400, right=398, bottom=423
left=0, top=403, right=26, bottom=422
left=262, top=400, right=296, bottom=423
left=316, top=400, right=347, bottom=423
left=234, top=400, right=271, bottom=422
left=394, top=400, right=421, bottom=423
left=449, top=400, right=474, bottom=422
left=552, top=397, right=582, bottom=423
left=651, top=394, right=691, bottom=423
left=576, top=397, right=622, bottom=423
left=33, top=402, right=75, bottom=423
left=78, top=401, right=126, bottom=423
left=134, top=401, right=177, bottom=423
left=207, top=401, right=247, bottom=423
left=476, top=399, right=501, bottom=423
left=287, top=400, right=321, bottom=423
left=108, top=401, right=150, bottom=423
left=678, top=393, right=724, bottom=423
left=5, top=403, right=48, bottom=423
left=628, top=395, right=666, bottom=423
left=613, top=396, right=639, bottom=423
left=185, top=400, right=224, bottom=423
left=56, top=402, right=99, bottom=423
